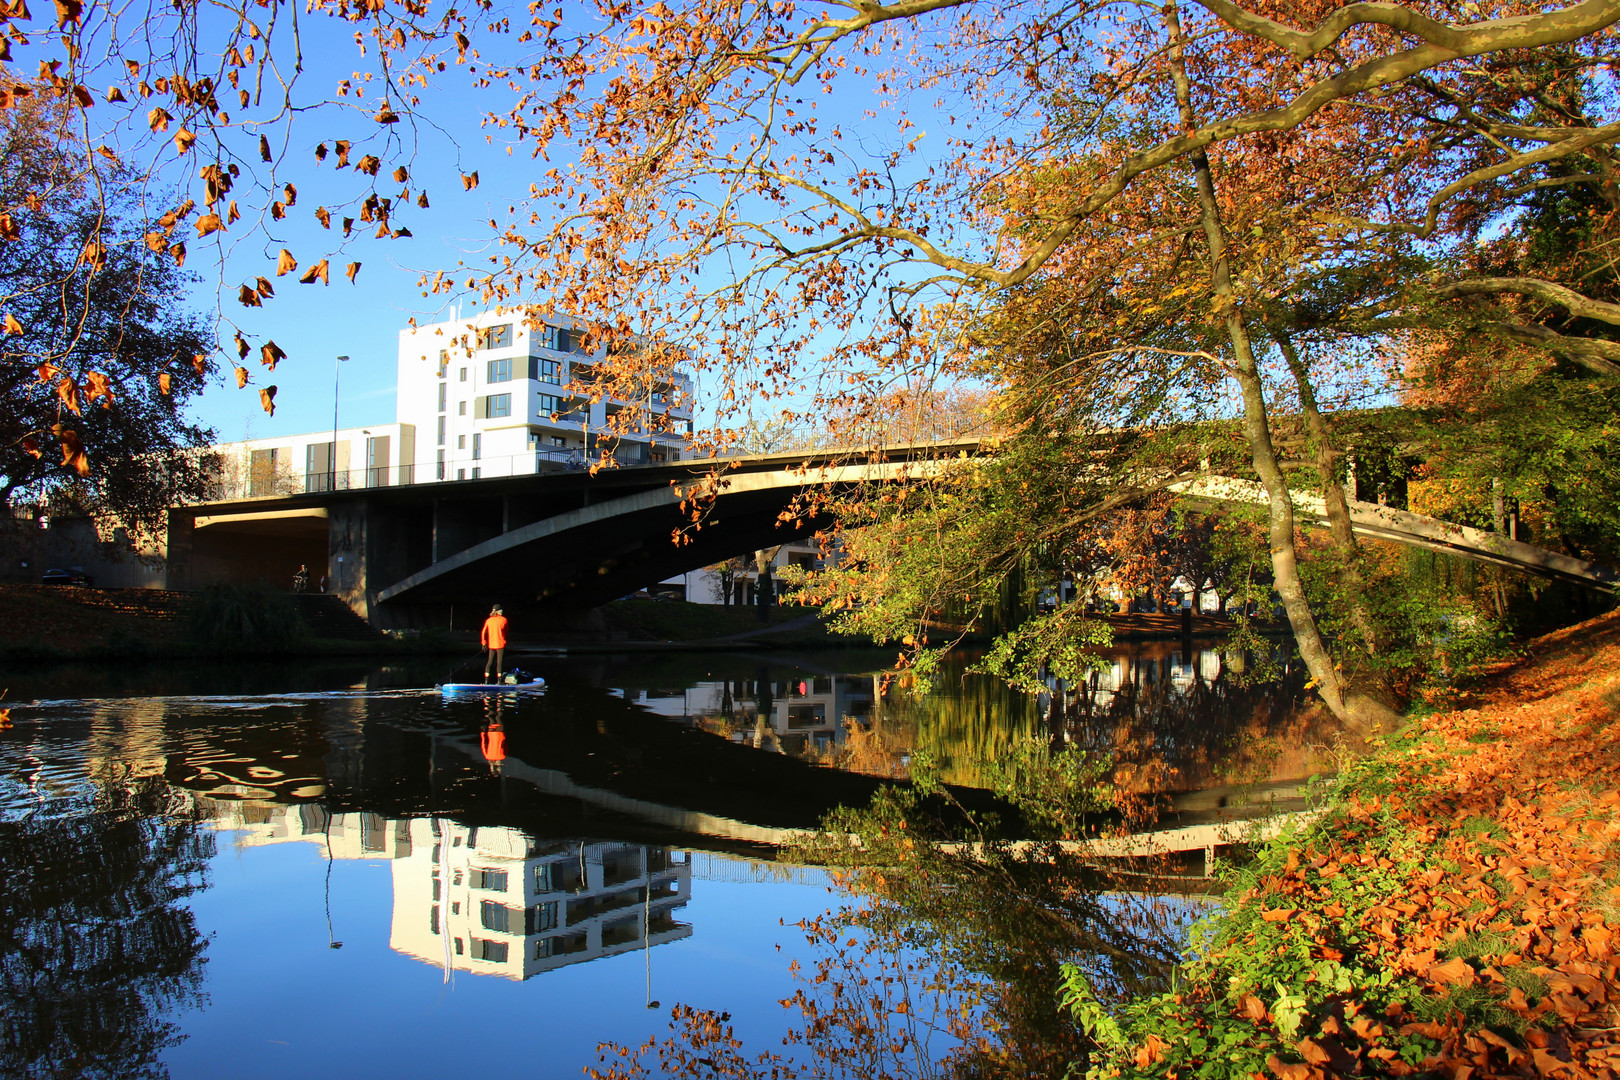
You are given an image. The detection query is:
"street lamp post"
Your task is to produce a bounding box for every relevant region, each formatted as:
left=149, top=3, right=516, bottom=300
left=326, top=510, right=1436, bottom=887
left=332, top=355, right=349, bottom=491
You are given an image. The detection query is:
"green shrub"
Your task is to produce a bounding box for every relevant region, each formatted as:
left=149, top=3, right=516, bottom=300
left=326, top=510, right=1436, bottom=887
left=188, top=583, right=309, bottom=652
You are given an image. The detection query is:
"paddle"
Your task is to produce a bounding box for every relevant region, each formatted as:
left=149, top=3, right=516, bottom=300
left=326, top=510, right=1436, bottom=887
left=446, top=650, right=486, bottom=683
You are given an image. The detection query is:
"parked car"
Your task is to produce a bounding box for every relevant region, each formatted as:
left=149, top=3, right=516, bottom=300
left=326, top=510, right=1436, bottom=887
left=40, top=568, right=94, bottom=586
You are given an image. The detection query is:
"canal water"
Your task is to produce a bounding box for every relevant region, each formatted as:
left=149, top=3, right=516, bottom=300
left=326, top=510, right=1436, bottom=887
left=0, top=640, right=1338, bottom=1079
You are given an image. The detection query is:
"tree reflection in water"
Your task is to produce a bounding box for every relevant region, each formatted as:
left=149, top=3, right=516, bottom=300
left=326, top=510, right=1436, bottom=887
left=601, top=642, right=1325, bottom=1079
left=841, top=640, right=1343, bottom=800
left=597, top=788, right=1197, bottom=1080
left=0, top=777, right=212, bottom=1079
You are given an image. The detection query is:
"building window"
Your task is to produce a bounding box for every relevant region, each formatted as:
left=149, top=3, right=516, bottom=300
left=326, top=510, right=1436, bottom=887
left=486, top=393, right=511, bottom=419
left=429, top=906, right=440, bottom=934
left=472, top=938, right=509, bottom=963
left=538, top=393, right=563, bottom=415
left=549, top=436, right=567, bottom=447
left=436, top=450, right=446, bottom=480
left=437, top=349, right=449, bottom=371
left=481, top=900, right=520, bottom=932
left=436, top=416, right=446, bottom=446
left=478, top=324, right=512, bottom=350
left=472, top=433, right=482, bottom=461
left=457, top=468, right=466, bottom=480
left=531, top=357, right=561, bottom=382
left=457, top=434, right=466, bottom=449
left=249, top=447, right=280, bottom=496
left=526, top=901, right=558, bottom=934
left=459, top=367, right=468, bottom=382
left=458, top=401, right=466, bottom=416
left=472, top=466, right=481, bottom=479
left=438, top=382, right=447, bottom=411
left=486, top=357, right=512, bottom=383
left=472, top=867, right=506, bottom=891
left=544, top=325, right=579, bottom=352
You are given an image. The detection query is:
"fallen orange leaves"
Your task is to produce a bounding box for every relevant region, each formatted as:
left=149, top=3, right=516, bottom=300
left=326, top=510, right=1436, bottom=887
left=1191, top=610, right=1620, bottom=1079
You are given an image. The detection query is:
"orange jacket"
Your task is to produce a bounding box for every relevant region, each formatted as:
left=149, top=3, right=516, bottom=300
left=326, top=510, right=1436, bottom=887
left=481, top=613, right=508, bottom=649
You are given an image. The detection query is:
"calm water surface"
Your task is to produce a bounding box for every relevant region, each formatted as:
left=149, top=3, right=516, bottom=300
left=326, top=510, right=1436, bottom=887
left=0, top=641, right=1331, bottom=1079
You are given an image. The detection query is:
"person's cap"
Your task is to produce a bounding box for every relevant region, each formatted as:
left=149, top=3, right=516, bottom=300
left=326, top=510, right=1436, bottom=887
left=492, top=604, right=503, bottom=613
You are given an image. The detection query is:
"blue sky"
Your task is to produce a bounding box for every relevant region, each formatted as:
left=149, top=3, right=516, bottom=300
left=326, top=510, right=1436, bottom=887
left=97, top=1, right=1006, bottom=444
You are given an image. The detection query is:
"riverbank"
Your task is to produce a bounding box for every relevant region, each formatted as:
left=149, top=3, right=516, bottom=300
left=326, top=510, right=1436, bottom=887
left=1084, top=608, right=1620, bottom=1078
left=0, top=585, right=1248, bottom=661
left=0, top=585, right=430, bottom=662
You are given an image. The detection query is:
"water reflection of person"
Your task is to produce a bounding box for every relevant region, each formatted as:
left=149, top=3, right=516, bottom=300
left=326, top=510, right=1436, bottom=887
left=480, top=699, right=507, bottom=776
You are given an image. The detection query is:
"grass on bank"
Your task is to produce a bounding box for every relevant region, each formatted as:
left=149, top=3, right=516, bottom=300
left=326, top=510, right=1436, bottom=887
left=1070, top=610, right=1620, bottom=1079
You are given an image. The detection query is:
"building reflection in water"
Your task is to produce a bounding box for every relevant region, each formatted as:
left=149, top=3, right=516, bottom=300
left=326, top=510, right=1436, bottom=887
left=619, top=673, right=876, bottom=757
left=201, top=801, right=692, bottom=981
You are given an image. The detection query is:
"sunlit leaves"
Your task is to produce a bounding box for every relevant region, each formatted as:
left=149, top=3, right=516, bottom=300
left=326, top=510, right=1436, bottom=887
left=298, top=259, right=329, bottom=285
left=83, top=371, right=114, bottom=409
left=52, top=424, right=88, bottom=475
left=259, top=385, right=276, bottom=416
left=194, top=213, right=223, bottom=237
left=234, top=365, right=249, bottom=388
left=56, top=377, right=81, bottom=415
left=275, top=249, right=296, bottom=276
left=259, top=341, right=285, bottom=370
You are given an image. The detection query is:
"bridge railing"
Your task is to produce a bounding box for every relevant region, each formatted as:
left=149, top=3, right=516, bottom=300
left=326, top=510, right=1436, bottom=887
left=202, top=447, right=680, bottom=502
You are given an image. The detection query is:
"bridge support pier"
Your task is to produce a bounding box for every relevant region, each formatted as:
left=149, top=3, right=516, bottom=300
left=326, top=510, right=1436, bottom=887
left=164, top=509, right=195, bottom=591
left=328, top=498, right=425, bottom=629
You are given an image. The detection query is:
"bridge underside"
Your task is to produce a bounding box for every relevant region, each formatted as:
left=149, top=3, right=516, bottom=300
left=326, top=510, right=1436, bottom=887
left=387, top=485, right=831, bottom=612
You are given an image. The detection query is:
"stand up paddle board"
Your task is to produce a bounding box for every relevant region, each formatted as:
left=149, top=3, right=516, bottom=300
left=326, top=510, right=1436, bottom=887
left=438, top=677, right=546, bottom=695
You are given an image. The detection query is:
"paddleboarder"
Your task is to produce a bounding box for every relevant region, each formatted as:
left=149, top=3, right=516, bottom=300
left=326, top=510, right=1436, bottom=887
left=481, top=604, right=508, bottom=683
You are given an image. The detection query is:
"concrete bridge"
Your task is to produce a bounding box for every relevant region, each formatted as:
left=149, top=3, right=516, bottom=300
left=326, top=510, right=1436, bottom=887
left=166, top=443, right=959, bottom=629
left=166, top=438, right=1615, bottom=629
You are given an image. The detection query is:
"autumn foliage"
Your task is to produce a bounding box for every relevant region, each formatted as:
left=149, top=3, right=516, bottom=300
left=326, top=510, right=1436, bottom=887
left=1076, top=609, right=1620, bottom=1078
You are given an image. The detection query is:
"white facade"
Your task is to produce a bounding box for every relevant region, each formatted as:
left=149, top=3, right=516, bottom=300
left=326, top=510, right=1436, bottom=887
left=205, top=422, right=417, bottom=500
left=398, top=308, right=694, bottom=482
left=200, top=307, right=694, bottom=500
left=659, top=541, right=825, bottom=604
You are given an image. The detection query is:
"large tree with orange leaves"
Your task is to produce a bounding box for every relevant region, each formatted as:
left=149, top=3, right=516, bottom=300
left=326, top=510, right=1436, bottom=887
left=4, top=0, right=1619, bottom=718
left=0, top=98, right=213, bottom=539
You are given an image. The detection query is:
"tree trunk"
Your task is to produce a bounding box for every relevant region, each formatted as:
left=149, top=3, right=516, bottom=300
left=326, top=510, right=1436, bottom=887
left=1165, top=3, right=1394, bottom=732
left=1274, top=330, right=1385, bottom=661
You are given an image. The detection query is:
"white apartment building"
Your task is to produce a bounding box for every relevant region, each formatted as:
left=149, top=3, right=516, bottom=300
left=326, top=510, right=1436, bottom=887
left=399, top=308, right=694, bottom=482
left=202, top=307, right=694, bottom=500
